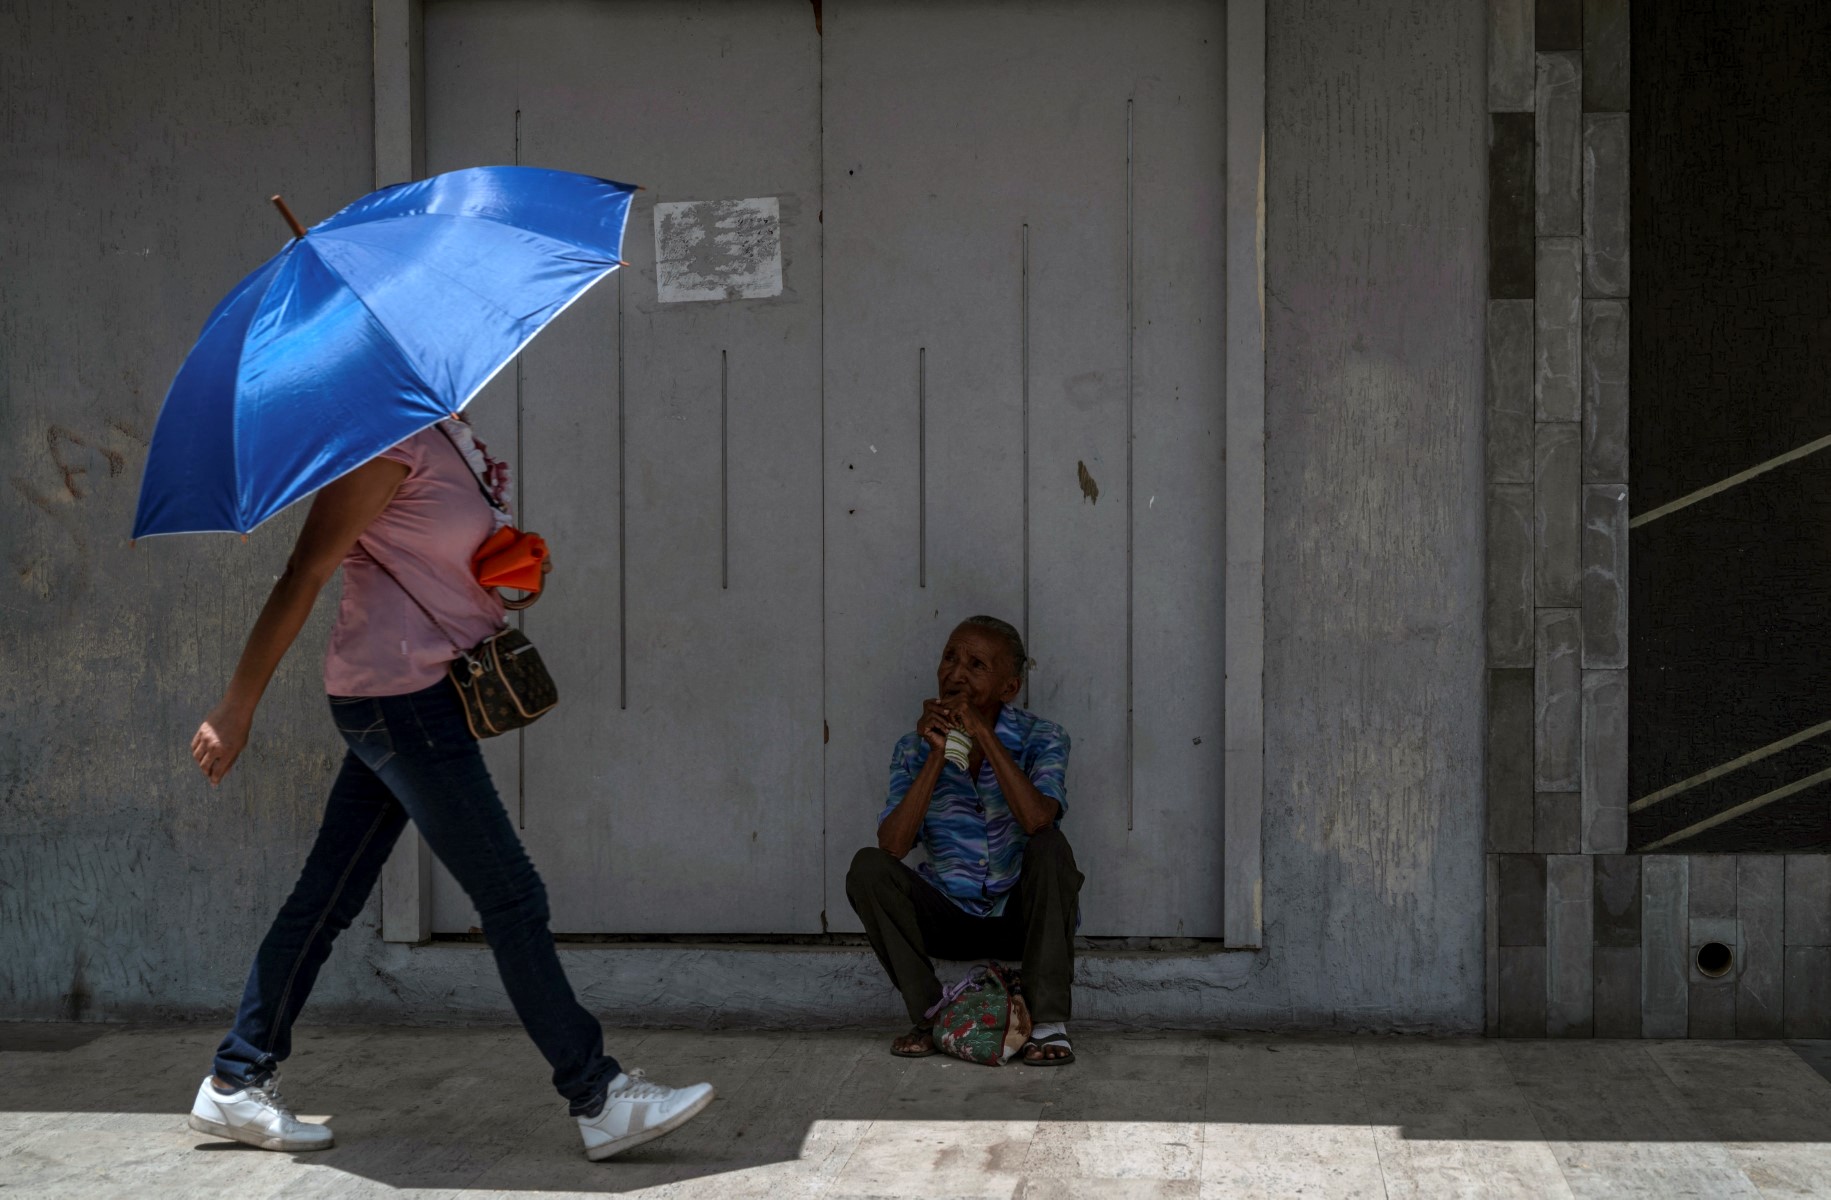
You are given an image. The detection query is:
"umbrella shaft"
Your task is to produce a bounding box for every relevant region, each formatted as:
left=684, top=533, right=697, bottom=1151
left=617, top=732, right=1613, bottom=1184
left=270, top=195, right=307, bottom=239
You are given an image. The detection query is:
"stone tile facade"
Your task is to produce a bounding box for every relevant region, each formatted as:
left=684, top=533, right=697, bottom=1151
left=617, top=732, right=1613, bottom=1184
left=1483, top=0, right=1830, bottom=1037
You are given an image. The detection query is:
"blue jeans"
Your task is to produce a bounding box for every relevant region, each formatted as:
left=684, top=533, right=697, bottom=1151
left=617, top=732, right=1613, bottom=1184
left=212, top=680, right=620, bottom=1115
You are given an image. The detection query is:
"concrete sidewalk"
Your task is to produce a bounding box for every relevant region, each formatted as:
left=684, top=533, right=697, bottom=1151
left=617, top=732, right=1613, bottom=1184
left=2, top=1024, right=1829, bottom=1197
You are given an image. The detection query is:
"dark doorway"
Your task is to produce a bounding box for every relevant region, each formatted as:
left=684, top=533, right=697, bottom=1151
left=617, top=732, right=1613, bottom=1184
left=1628, top=2, right=1831, bottom=852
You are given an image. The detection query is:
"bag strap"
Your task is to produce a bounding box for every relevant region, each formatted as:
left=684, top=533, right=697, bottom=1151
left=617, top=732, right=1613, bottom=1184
left=358, top=422, right=521, bottom=656
left=433, top=420, right=508, bottom=514
left=434, top=420, right=547, bottom=611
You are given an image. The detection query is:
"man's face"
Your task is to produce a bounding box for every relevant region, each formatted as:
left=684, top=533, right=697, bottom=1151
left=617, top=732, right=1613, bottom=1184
left=937, top=625, right=1022, bottom=712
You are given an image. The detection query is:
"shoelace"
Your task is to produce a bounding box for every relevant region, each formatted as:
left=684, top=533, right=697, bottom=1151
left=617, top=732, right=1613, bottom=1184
left=250, top=1074, right=297, bottom=1119
left=607, top=1068, right=670, bottom=1101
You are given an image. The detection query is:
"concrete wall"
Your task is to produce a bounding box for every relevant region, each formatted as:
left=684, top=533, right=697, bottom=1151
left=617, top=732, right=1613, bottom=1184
left=0, top=0, right=1488, bottom=1032
left=0, top=0, right=380, bottom=1020
left=1251, top=0, right=1488, bottom=1029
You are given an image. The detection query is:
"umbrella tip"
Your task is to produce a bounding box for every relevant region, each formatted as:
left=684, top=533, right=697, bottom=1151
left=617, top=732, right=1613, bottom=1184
left=270, top=195, right=308, bottom=239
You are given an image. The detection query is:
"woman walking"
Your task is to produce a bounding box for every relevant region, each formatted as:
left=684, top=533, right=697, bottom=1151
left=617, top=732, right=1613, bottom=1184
left=183, top=416, right=713, bottom=1161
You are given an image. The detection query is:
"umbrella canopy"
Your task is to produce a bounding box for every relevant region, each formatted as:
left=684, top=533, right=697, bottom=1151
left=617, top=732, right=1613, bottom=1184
left=132, top=166, right=636, bottom=538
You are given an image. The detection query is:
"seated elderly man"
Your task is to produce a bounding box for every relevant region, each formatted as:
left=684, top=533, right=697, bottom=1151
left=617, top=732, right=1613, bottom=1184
left=847, top=615, right=1082, bottom=1065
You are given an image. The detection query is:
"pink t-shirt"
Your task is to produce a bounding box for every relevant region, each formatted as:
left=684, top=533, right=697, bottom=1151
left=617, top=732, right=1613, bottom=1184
left=324, top=426, right=507, bottom=696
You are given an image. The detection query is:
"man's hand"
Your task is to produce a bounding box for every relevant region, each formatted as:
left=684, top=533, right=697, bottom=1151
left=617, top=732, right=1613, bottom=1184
left=192, top=704, right=251, bottom=787
left=917, top=699, right=953, bottom=752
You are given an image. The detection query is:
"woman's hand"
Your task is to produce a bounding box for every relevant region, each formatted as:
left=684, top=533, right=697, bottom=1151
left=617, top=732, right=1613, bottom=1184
left=937, top=697, right=996, bottom=747
left=192, top=704, right=252, bottom=786
left=187, top=456, right=407, bottom=789
left=917, top=699, right=953, bottom=752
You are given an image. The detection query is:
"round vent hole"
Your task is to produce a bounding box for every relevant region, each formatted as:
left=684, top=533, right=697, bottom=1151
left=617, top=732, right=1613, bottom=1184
left=1696, top=941, right=1733, bottom=978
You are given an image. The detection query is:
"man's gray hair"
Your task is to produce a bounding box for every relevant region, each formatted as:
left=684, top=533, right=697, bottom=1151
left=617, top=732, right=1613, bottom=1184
left=961, top=614, right=1027, bottom=681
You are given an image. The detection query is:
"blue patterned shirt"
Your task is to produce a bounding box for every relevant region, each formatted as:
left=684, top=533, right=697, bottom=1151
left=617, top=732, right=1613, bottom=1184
left=878, top=704, right=1071, bottom=918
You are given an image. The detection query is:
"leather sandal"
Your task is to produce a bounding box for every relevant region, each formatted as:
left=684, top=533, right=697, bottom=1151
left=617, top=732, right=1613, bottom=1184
left=1020, top=1031, right=1076, bottom=1065
left=891, top=1026, right=938, bottom=1057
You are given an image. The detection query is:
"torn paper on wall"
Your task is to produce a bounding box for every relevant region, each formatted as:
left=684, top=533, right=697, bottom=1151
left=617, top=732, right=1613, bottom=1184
left=653, top=197, right=783, bottom=303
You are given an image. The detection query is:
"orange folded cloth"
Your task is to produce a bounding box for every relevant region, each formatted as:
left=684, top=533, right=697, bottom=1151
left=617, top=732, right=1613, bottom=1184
left=472, top=526, right=549, bottom=595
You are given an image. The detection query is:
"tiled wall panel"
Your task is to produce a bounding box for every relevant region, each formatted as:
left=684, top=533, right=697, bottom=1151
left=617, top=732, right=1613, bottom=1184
left=1689, top=856, right=1735, bottom=921
left=1533, top=237, right=1582, bottom=421
left=1594, top=892, right=1643, bottom=1033
left=1487, top=854, right=1503, bottom=1032
left=1487, top=300, right=1536, bottom=482
left=1534, top=610, right=1582, bottom=793
left=1593, top=854, right=1640, bottom=946
left=1784, top=947, right=1831, bottom=1038
left=1688, top=977, right=1736, bottom=1039
left=1580, top=299, right=1628, bottom=483
left=1537, top=0, right=1582, bottom=53
left=1500, top=853, right=1549, bottom=947
left=1736, top=856, right=1785, bottom=1038
left=1593, top=945, right=1640, bottom=1036
left=1499, top=946, right=1550, bottom=1036
left=1581, top=669, right=1628, bottom=853
left=1580, top=485, right=1627, bottom=669
left=1583, top=0, right=1629, bottom=112
left=1489, top=115, right=1536, bottom=299
left=1641, top=855, right=1688, bottom=1037
left=1534, top=422, right=1581, bottom=607
left=1534, top=53, right=1583, bottom=235
left=1489, top=0, right=1537, bottom=112
left=1582, top=114, right=1629, bottom=296
left=1787, top=855, right=1831, bottom=945
left=1488, top=485, right=1535, bottom=668
left=1536, top=793, right=1581, bottom=855
left=1687, top=856, right=1737, bottom=1038
left=1547, top=854, right=1595, bottom=1035
left=1488, top=670, right=1537, bottom=853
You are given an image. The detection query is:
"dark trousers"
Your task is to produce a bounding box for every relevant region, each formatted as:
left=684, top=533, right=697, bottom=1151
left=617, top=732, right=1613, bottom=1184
left=846, top=827, right=1083, bottom=1027
left=212, top=681, right=620, bottom=1116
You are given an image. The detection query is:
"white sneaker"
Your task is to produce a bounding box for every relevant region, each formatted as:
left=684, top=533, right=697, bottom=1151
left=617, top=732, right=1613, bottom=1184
left=576, top=1069, right=715, bottom=1161
left=187, top=1075, right=335, bottom=1152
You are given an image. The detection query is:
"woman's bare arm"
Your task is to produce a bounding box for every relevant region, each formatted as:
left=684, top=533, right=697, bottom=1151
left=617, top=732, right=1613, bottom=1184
left=190, top=458, right=409, bottom=785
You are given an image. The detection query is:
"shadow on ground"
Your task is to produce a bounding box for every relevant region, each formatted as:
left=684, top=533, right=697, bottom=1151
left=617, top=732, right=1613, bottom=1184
left=2, top=1024, right=1830, bottom=1196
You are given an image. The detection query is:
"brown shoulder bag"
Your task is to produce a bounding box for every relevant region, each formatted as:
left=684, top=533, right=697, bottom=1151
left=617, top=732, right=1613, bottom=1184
left=365, top=547, right=559, bottom=739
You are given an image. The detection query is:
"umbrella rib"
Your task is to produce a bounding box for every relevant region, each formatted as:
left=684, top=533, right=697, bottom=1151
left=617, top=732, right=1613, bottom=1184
left=228, top=252, right=298, bottom=529
left=307, top=219, right=621, bottom=413
left=313, top=218, right=608, bottom=343
left=295, top=239, right=460, bottom=413
left=227, top=242, right=438, bottom=534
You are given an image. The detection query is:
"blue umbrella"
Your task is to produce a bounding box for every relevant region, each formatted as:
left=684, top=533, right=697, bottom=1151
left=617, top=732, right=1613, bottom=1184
left=132, top=166, right=636, bottom=538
